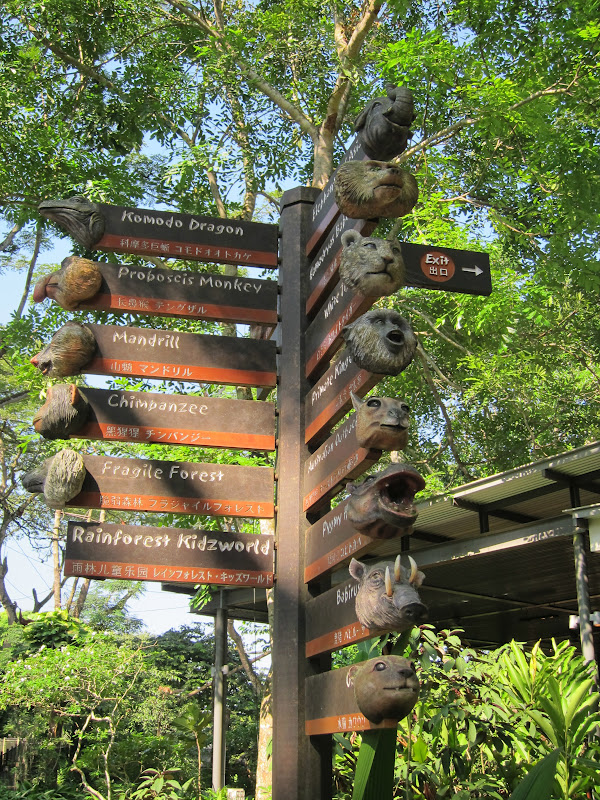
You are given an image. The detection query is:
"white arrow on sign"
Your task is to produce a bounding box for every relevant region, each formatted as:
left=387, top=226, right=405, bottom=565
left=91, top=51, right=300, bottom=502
left=461, top=265, right=483, bottom=277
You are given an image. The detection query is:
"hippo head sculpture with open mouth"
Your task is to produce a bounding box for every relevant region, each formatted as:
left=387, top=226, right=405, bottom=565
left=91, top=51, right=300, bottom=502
left=349, top=555, right=427, bottom=632
left=346, top=655, right=419, bottom=723
left=346, top=463, right=425, bottom=539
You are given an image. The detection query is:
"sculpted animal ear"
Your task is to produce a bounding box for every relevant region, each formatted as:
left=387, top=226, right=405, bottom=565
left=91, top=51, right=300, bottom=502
left=346, top=665, right=360, bottom=687
left=351, top=391, right=364, bottom=412
left=340, top=319, right=355, bottom=344
left=349, top=557, right=366, bottom=581
left=341, top=230, right=362, bottom=249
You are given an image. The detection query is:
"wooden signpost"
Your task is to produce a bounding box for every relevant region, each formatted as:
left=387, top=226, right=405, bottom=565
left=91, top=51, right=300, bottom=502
left=305, top=666, right=398, bottom=735
left=68, top=454, right=274, bottom=518
left=80, top=261, right=278, bottom=325
left=65, top=521, right=274, bottom=587
left=304, top=499, right=377, bottom=582
left=304, top=282, right=372, bottom=378
left=305, top=578, right=375, bottom=657
left=302, top=414, right=380, bottom=512
left=84, top=323, right=277, bottom=388
left=305, top=352, right=380, bottom=445
left=307, top=138, right=367, bottom=256
left=73, top=387, right=276, bottom=451
left=94, top=203, right=279, bottom=269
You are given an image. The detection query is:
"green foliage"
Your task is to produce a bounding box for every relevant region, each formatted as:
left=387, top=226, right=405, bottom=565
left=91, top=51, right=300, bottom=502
left=122, top=768, right=195, bottom=800
left=333, top=629, right=600, bottom=799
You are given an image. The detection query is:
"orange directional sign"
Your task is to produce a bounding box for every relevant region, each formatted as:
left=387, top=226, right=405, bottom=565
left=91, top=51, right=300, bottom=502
left=65, top=521, right=275, bottom=587
left=68, top=454, right=274, bottom=518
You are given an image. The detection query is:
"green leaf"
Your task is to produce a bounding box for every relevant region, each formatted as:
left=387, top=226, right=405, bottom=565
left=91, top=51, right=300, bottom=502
left=507, top=748, right=562, bottom=800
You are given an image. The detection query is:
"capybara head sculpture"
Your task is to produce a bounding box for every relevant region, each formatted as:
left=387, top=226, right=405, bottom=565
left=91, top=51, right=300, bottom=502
left=21, top=448, right=86, bottom=509
left=30, top=322, right=96, bottom=378
left=341, top=309, right=417, bottom=376
left=354, top=84, right=416, bottom=161
left=346, top=463, right=425, bottom=539
left=339, top=231, right=405, bottom=298
left=33, top=256, right=103, bottom=311
left=33, top=384, right=90, bottom=440
left=38, top=196, right=105, bottom=250
left=349, top=555, right=427, bottom=631
left=352, top=392, right=410, bottom=451
left=347, top=655, right=419, bottom=723
left=334, top=160, right=418, bottom=219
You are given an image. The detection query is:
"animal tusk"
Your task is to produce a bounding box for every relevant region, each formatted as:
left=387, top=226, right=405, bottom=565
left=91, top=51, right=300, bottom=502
left=408, top=555, right=418, bottom=585
left=394, top=554, right=401, bottom=583
left=385, top=566, right=393, bottom=597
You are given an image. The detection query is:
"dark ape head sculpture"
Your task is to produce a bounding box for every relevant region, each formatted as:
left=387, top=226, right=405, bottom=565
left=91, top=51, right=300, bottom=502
left=33, top=384, right=91, bottom=440
left=33, top=257, right=103, bottom=311
left=334, top=160, right=418, bottom=219
left=21, top=448, right=87, bottom=509
left=38, top=196, right=105, bottom=250
left=352, top=392, right=410, bottom=451
left=349, top=555, right=427, bottom=632
left=346, top=463, right=425, bottom=539
left=30, top=322, right=97, bottom=378
left=354, top=84, right=416, bottom=161
left=339, top=230, right=405, bottom=298
left=347, top=655, right=419, bottom=723
left=341, top=309, right=417, bottom=376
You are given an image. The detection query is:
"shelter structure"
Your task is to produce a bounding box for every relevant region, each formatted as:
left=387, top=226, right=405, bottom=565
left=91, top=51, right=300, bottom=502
left=195, top=440, right=600, bottom=664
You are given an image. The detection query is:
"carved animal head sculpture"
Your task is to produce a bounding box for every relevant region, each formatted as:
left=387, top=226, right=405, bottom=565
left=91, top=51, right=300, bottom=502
left=30, top=322, right=97, bottom=378
left=352, top=392, right=410, bottom=451
left=21, top=448, right=86, bottom=509
left=349, top=555, right=427, bottom=631
left=334, top=160, right=418, bottom=219
left=33, top=384, right=91, bottom=440
left=33, top=256, right=103, bottom=311
left=354, top=84, right=416, bottom=161
left=341, top=309, right=417, bottom=376
left=38, top=196, right=105, bottom=250
left=346, top=463, right=425, bottom=539
left=339, top=231, right=405, bottom=298
left=347, top=655, right=419, bottom=723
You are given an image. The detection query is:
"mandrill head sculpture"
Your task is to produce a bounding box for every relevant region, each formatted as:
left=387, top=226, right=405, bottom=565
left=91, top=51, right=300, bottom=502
left=341, top=309, right=417, bottom=376
left=334, top=160, right=418, bottom=219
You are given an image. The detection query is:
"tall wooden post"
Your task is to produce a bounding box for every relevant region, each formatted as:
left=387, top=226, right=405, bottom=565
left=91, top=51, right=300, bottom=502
left=212, top=604, right=228, bottom=790
left=273, top=187, right=322, bottom=800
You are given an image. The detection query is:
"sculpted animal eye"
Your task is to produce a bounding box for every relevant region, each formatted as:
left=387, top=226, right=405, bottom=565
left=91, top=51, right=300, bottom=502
left=374, top=661, right=387, bottom=671
left=402, top=405, right=410, bottom=413
left=392, top=246, right=401, bottom=255
left=363, top=242, right=378, bottom=249
left=366, top=398, right=381, bottom=408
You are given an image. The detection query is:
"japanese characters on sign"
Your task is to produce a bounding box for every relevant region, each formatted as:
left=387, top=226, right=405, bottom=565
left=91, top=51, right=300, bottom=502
left=65, top=521, right=275, bottom=587
left=85, top=323, right=277, bottom=388
left=68, top=454, right=274, bottom=518
left=74, top=387, right=276, bottom=451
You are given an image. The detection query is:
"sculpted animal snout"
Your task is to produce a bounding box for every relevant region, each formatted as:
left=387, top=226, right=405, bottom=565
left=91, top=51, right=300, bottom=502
left=402, top=602, right=428, bottom=623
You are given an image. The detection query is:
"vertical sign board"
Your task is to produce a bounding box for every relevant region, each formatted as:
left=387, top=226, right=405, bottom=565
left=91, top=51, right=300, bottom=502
left=303, top=414, right=381, bottom=512
left=65, top=521, right=275, bottom=587
left=306, top=217, right=377, bottom=316
left=80, top=261, right=278, bottom=325
left=305, top=666, right=399, bottom=735
left=69, top=454, right=274, bottom=518
left=73, top=387, right=276, bottom=451
left=305, top=283, right=373, bottom=378
left=307, top=138, right=368, bottom=256
left=304, top=498, right=378, bottom=583
left=94, top=203, right=279, bottom=269
left=306, top=579, right=376, bottom=657
left=305, top=353, right=380, bottom=446
left=84, top=323, right=277, bottom=388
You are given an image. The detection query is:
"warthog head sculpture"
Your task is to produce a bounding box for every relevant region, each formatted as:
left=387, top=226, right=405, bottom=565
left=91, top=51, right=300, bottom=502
left=349, top=555, right=427, bottom=632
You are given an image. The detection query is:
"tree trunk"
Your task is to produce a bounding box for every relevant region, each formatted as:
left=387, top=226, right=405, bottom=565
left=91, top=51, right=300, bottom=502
left=52, top=509, right=62, bottom=610
left=255, top=553, right=274, bottom=800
